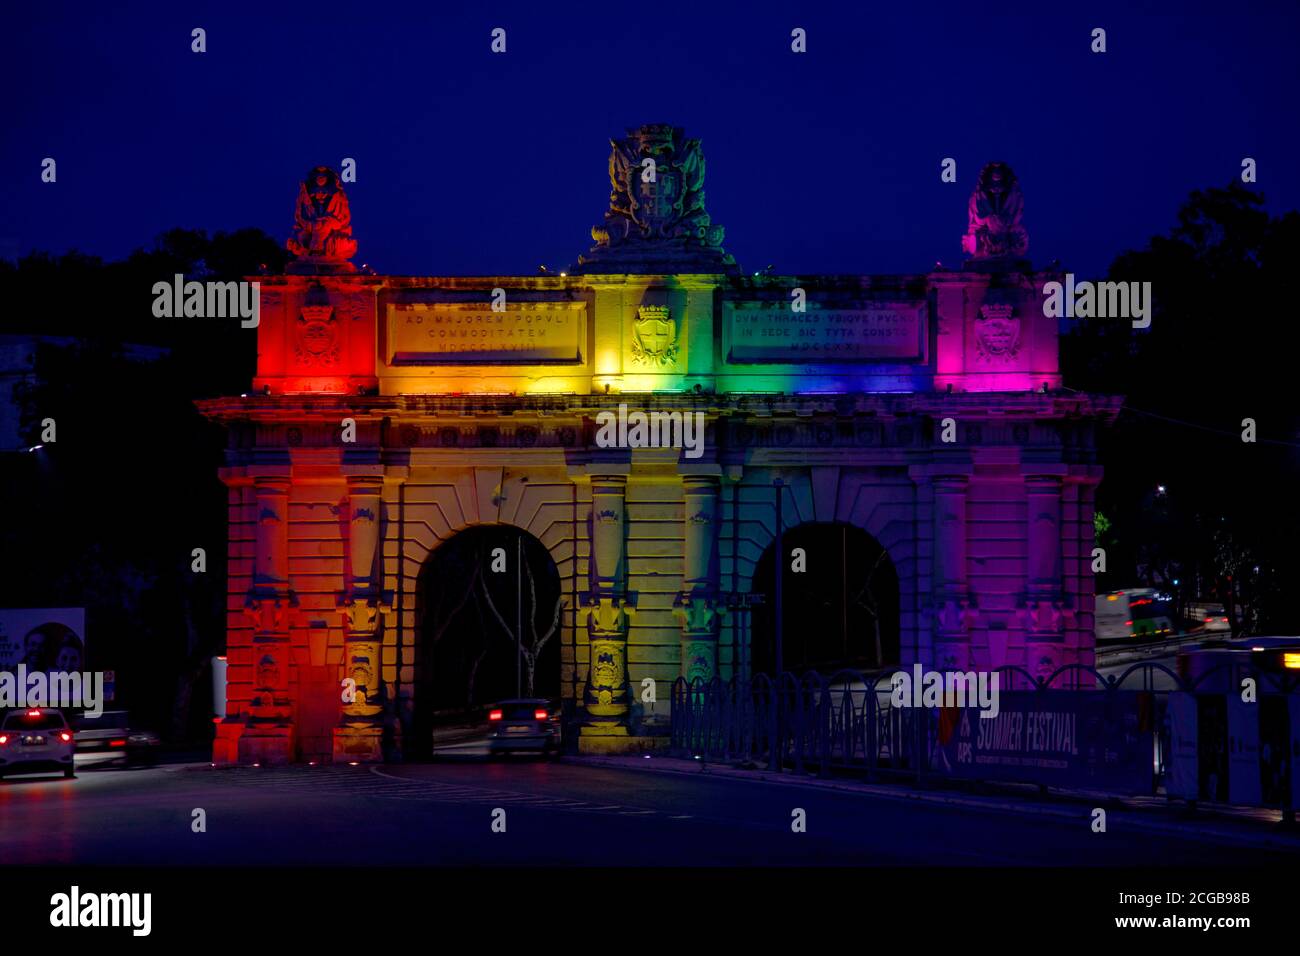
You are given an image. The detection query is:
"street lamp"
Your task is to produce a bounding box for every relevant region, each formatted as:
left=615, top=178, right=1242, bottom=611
left=516, top=534, right=523, bottom=698
left=773, top=478, right=785, bottom=676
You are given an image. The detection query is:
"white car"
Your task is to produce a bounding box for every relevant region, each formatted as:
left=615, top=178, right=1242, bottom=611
left=0, top=708, right=76, bottom=779
left=1199, top=606, right=1231, bottom=632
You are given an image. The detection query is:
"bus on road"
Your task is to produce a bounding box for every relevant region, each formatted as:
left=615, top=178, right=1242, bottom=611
left=1095, top=588, right=1176, bottom=643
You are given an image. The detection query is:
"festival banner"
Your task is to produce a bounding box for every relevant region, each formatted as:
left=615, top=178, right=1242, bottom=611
left=933, top=690, right=1152, bottom=793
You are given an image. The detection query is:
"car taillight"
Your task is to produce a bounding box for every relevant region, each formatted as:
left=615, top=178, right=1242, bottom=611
left=534, top=709, right=548, bottom=720
left=26, top=709, right=41, bottom=717
left=0, top=735, right=8, bottom=745
left=109, top=739, right=127, bottom=747
left=60, top=732, right=72, bottom=742
left=488, top=710, right=502, bottom=721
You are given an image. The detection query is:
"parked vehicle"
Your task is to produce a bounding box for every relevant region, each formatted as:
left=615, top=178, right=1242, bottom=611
left=0, top=708, right=75, bottom=779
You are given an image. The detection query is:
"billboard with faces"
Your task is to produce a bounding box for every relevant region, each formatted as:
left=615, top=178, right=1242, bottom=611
left=0, top=608, right=87, bottom=674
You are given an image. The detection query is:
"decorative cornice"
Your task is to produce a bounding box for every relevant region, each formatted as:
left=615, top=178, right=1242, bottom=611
left=197, top=391, right=1124, bottom=424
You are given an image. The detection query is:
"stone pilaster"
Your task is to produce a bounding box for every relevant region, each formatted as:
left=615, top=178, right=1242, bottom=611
left=674, top=475, right=723, bottom=685
left=1022, top=471, right=1067, bottom=680
left=581, top=476, right=632, bottom=749
left=239, top=474, right=296, bottom=765
left=334, top=474, right=387, bottom=762
left=931, top=472, right=976, bottom=670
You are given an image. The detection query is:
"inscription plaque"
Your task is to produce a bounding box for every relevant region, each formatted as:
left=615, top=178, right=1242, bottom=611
left=725, top=303, right=925, bottom=363
left=387, top=303, right=584, bottom=365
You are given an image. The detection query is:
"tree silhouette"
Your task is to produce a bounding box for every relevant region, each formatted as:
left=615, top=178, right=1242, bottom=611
left=1063, top=183, right=1300, bottom=632
left=478, top=553, right=563, bottom=698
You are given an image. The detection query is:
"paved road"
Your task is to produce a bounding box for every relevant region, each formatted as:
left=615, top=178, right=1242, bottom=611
left=1, top=756, right=1294, bottom=866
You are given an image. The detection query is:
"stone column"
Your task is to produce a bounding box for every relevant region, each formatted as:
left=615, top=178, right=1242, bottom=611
left=1023, top=472, right=1066, bottom=681
left=1026, top=475, right=1063, bottom=597
left=240, top=474, right=296, bottom=765
left=334, top=474, right=386, bottom=762
left=581, top=475, right=632, bottom=751
left=674, top=476, right=723, bottom=686
left=253, top=475, right=291, bottom=592
left=931, top=473, right=975, bottom=670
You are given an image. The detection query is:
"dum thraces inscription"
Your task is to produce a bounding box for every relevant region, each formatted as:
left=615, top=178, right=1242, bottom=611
left=725, top=303, right=925, bottom=363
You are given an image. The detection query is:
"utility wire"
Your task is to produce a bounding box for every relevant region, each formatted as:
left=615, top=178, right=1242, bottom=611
left=1058, top=385, right=1300, bottom=449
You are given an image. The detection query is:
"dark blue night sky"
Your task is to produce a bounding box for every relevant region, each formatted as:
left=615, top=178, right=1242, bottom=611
left=4, top=1, right=1298, bottom=278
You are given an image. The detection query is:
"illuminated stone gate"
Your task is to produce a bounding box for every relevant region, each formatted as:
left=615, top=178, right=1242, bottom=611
left=201, top=132, right=1119, bottom=765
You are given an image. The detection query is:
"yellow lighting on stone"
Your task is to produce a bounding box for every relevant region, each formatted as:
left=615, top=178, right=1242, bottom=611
left=527, top=377, right=590, bottom=394
left=596, top=346, right=621, bottom=376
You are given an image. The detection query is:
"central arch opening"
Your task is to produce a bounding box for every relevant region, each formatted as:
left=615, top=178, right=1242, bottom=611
left=411, top=526, right=562, bottom=758
left=750, top=522, right=900, bottom=676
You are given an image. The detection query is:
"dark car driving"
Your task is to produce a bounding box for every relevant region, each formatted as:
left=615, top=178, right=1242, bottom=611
left=72, top=710, right=161, bottom=766
left=486, top=699, right=561, bottom=757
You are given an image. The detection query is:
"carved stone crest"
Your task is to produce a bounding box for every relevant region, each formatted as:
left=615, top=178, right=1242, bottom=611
left=295, top=285, right=340, bottom=365
left=575, top=124, right=737, bottom=274
left=631, top=305, right=679, bottom=367
left=255, top=654, right=282, bottom=690
left=584, top=633, right=628, bottom=719
left=974, top=303, right=1021, bottom=361
left=683, top=640, right=715, bottom=686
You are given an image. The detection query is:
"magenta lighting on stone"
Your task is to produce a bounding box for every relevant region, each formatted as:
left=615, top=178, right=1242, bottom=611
left=196, top=145, right=1119, bottom=766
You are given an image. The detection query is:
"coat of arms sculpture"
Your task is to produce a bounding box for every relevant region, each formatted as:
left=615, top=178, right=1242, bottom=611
left=974, top=303, right=1021, bottom=361
left=631, top=305, right=679, bottom=367
left=575, top=125, right=738, bottom=275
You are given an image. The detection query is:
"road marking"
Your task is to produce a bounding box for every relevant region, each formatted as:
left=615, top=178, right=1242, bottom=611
left=203, top=764, right=671, bottom=820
